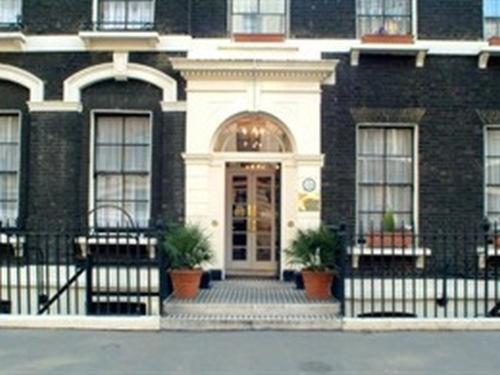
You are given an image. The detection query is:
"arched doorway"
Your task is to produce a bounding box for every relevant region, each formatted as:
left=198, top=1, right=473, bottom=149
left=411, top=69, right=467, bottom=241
left=214, top=114, right=294, bottom=277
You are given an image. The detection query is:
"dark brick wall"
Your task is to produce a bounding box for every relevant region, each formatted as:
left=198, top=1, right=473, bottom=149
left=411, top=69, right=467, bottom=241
left=291, top=0, right=355, bottom=38
left=191, top=0, right=227, bottom=37
left=321, top=54, right=500, bottom=233
left=418, top=0, right=483, bottom=40
left=26, top=112, right=83, bottom=231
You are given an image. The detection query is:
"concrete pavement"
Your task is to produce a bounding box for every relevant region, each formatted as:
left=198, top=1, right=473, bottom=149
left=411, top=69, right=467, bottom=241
left=0, top=330, right=498, bottom=374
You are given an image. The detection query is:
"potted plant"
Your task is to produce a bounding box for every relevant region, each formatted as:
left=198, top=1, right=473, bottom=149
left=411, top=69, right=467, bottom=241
left=285, top=225, right=337, bottom=300
left=163, top=224, right=214, bottom=299
left=365, top=211, right=413, bottom=248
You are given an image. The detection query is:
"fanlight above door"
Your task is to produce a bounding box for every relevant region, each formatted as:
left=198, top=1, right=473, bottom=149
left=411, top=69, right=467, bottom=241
left=214, top=115, right=293, bottom=153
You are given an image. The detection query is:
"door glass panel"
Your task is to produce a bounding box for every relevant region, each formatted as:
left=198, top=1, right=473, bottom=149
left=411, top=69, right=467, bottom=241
left=255, top=176, right=273, bottom=262
left=231, top=175, right=248, bottom=261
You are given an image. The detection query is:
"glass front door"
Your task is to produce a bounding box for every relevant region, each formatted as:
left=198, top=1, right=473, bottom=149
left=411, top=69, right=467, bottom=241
left=227, top=164, right=278, bottom=276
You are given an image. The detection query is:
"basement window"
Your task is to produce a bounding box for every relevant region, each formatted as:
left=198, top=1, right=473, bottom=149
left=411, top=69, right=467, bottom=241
left=0, top=114, right=20, bottom=228
left=230, top=0, right=288, bottom=41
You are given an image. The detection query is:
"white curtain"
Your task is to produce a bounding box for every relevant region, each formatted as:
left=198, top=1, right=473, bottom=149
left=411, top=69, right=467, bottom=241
left=232, top=0, right=285, bottom=34
left=487, top=129, right=500, bottom=221
left=95, top=116, right=150, bottom=228
left=0, top=0, right=21, bottom=24
left=100, top=0, right=154, bottom=29
left=357, top=0, right=411, bottom=35
left=0, top=116, right=19, bottom=225
left=358, top=127, right=413, bottom=230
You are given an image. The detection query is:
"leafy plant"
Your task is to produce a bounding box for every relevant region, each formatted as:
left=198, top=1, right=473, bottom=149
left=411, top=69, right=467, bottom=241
left=285, top=225, right=338, bottom=272
left=383, top=211, right=396, bottom=232
left=163, top=224, right=214, bottom=270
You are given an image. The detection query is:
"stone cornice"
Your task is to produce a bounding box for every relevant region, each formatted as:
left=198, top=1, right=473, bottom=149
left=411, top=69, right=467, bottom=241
left=171, top=58, right=338, bottom=82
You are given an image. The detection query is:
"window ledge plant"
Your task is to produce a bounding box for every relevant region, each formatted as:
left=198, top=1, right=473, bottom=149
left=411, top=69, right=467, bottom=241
left=364, top=211, right=413, bottom=248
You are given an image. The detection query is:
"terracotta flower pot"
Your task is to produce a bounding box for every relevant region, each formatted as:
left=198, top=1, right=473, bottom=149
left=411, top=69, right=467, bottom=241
left=169, top=269, right=203, bottom=299
left=301, top=270, right=334, bottom=300
left=361, top=34, right=414, bottom=44
left=489, top=37, right=500, bottom=46
left=365, top=232, right=413, bottom=248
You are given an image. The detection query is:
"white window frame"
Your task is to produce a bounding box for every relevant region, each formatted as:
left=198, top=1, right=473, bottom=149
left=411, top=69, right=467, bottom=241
left=91, top=0, right=156, bottom=30
left=0, top=110, right=21, bottom=228
left=355, top=0, right=418, bottom=39
left=89, top=109, right=153, bottom=230
left=227, top=0, right=291, bottom=36
left=355, top=122, right=419, bottom=235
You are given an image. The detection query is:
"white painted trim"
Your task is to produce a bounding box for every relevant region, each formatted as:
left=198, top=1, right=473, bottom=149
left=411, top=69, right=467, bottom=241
left=0, top=64, right=44, bottom=102
left=79, top=31, right=160, bottom=51
left=349, top=246, right=432, bottom=269
left=342, top=318, right=500, bottom=331
left=28, top=101, right=82, bottom=112
left=161, top=101, right=187, bottom=112
left=64, top=57, right=177, bottom=104
left=0, top=32, right=26, bottom=51
left=350, top=45, right=428, bottom=68
left=355, top=123, right=420, bottom=236
left=171, top=58, right=338, bottom=82
left=88, top=110, right=154, bottom=229
left=0, top=316, right=160, bottom=331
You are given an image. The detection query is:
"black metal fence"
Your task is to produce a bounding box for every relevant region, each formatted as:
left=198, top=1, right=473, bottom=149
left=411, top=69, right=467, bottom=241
left=333, top=224, right=500, bottom=319
left=0, top=227, right=170, bottom=316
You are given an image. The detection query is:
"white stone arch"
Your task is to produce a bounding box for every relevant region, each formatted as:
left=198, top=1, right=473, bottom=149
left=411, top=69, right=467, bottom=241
left=0, top=63, right=44, bottom=102
left=63, top=61, right=178, bottom=104
left=210, top=111, right=298, bottom=154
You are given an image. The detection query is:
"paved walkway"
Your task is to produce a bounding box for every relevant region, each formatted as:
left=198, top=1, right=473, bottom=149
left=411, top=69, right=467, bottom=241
left=0, top=329, right=498, bottom=374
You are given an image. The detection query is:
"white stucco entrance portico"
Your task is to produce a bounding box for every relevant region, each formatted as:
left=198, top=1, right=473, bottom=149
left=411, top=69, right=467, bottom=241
left=172, top=57, right=338, bottom=279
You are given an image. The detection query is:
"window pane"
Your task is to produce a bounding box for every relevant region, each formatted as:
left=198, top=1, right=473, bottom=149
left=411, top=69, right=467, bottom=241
left=386, top=157, right=412, bottom=183
left=124, top=175, right=149, bottom=200
left=260, top=0, right=286, bottom=14
left=124, top=146, right=148, bottom=171
left=96, top=175, right=123, bottom=201
left=485, top=0, right=500, bottom=17
left=487, top=130, right=500, bottom=156
left=0, top=202, right=17, bottom=224
left=386, top=128, right=412, bottom=156
left=0, top=174, right=18, bottom=201
left=359, top=186, right=384, bottom=212
left=0, top=145, right=18, bottom=170
left=359, top=128, right=384, bottom=154
left=358, top=0, right=383, bottom=15
left=233, top=0, right=258, bottom=13
left=488, top=187, right=500, bottom=214
left=100, top=0, right=127, bottom=27
left=0, top=0, right=22, bottom=23
left=385, top=0, right=411, bottom=15
left=97, top=117, right=122, bottom=144
left=359, top=213, right=383, bottom=232
left=384, top=16, right=411, bottom=35
left=0, top=116, right=19, bottom=142
left=128, top=0, right=154, bottom=26
left=124, top=116, right=149, bottom=144
left=232, top=14, right=258, bottom=33
left=487, top=159, right=500, bottom=184
left=95, top=205, right=124, bottom=227
left=260, top=15, right=284, bottom=33
left=96, top=145, right=122, bottom=171
left=386, top=186, right=412, bottom=212
left=358, top=157, right=384, bottom=183
left=124, top=202, right=149, bottom=227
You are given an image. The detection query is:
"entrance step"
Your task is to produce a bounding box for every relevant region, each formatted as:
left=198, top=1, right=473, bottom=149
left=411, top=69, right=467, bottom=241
left=162, top=280, right=341, bottom=331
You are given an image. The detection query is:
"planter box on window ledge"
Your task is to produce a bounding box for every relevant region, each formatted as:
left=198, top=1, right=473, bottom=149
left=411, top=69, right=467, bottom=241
left=361, top=34, right=414, bottom=44
left=233, top=33, right=286, bottom=43
left=489, top=37, right=500, bottom=46
left=364, top=231, right=414, bottom=248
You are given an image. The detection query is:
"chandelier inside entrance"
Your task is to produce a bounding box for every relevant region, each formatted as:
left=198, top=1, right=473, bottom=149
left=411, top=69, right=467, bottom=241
left=215, top=114, right=292, bottom=153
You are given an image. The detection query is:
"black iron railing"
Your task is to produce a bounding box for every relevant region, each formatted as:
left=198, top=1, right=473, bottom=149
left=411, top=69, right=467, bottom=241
left=0, top=225, right=171, bottom=316
left=331, top=223, right=500, bottom=319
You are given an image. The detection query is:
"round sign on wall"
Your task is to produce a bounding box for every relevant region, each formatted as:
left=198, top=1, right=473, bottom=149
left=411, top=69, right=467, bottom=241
left=302, top=178, right=317, bottom=193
